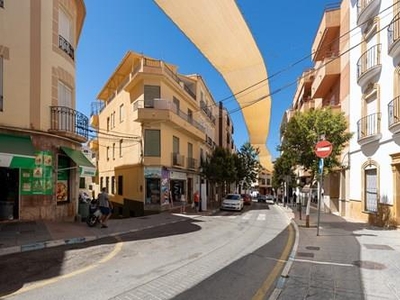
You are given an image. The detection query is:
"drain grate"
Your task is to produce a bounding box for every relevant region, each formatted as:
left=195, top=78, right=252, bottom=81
left=297, top=252, right=314, bottom=258
left=363, top=244, right=393, bottom=250
left=306, top=246, right=320, bottom=251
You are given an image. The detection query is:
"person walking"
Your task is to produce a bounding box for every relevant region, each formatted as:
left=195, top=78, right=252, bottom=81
left=193, top=190, right=200, bottom=212
left=98, top=187, right=112, bottom=228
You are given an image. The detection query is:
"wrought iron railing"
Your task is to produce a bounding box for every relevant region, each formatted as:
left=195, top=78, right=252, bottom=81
left=357, top=44, right=381, bottom=80
left=357, top=0, right=377, bottom=18
left=50, top=106, right=88, bottom=140
left=187, top=157, right=197, bottom=170
left=200, top=100, right=216, bottom=124
left=388, top=13, right=400, bottom=51
left=172, top=153, right=184, bottom=166
left=388, top=96, right=400, bottom=128
left=58, top=35, right=74, bottom=60
left=357, top=112, right=381, bottom=140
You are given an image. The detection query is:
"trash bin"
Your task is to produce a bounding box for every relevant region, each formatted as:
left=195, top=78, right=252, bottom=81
left=78, top=202, right=89, bottom=221
left=0, top=202, right=14, bottom=220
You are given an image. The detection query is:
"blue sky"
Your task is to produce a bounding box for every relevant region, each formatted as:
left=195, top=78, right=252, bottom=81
left=76, top=0, right=335, bottom=160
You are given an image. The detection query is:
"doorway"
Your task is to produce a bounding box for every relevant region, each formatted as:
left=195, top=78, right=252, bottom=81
left=0, top=167, right=19, bottom=220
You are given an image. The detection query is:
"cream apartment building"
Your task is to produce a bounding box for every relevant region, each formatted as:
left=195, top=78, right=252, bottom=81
left=0, top=0, right=94, bottom=221
left=91, top=51, right=226, bottom=216
left=347, top=0, right=400, bottom=226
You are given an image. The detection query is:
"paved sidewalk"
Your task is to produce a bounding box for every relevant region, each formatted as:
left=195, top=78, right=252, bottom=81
left=273, top=204, right=400, bottom=300
left=0, top=208, right=214, bottom=257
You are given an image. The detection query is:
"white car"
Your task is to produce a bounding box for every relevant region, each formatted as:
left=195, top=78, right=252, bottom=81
left=265, top=194, right=275, bottom=205
left=221, top=194, right=244, bottom=211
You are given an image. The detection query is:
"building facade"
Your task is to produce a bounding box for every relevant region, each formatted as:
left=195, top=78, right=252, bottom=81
left=91, top=51, right=228, bottom=216
left=0, top=0, right=94, bottom=221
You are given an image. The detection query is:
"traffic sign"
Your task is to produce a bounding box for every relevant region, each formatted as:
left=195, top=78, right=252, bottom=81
left=315, top=140, right=332, bottom=158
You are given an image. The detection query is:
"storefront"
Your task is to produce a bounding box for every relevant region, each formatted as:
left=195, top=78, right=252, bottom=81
left=0, top=134, right=35, bottom=220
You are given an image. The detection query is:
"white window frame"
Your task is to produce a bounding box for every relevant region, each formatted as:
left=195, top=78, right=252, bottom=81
left=58, top=81, right=72, bottom=107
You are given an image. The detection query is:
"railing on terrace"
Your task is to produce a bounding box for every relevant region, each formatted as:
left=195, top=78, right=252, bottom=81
left=91, top=101, right=105, bottom=116
left=172, top=153, right=184, bottom=167
left=357, top=112, right=381, bottom=140
left=357, top=0, right=376, bottom=17
left=58, top=35, right=74, bottom=60
left=388, top=13, right=400, bottom=50
left=388, top=96, right=400, bottom=127
left=133, top=99, right=205, bottom=132
left=187, top=157, right=197, bottom=170
left=357, top=44, right=381, bottom=79
left=200, top=100, right=216, bottom=124
left=50, top=106, right=89, bottom=140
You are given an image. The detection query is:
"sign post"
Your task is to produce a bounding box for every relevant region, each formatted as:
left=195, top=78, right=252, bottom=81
left=314, top=140, right=332, bottom=236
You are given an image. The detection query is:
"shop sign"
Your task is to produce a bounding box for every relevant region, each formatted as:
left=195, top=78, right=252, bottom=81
left=20, top=151, right=53, bottom=195
left=144, top=167, right=161, bottom=178
left=169, top=171, right=187, bottom=180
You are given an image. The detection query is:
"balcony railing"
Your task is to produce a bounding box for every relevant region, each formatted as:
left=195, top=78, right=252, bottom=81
left=58, top=35, right=74, bottom=60
left=388, top=96, right=400, bottom=131
left=200, top=100, right=216, bottom=124
left=50, top=106, right=89, bottom=141
left=133, top=99, right=205, bottom=132
left=357, top=0, right=380, bottom=25
left=187, top=157, right=197, bottom=170
left=357, top=112, right=381, bottom=141
left=357, top=44, right=381, bottom=83
left=172, top=153, right=184, bottom=167
left=388, top=14, right=400, bottom=53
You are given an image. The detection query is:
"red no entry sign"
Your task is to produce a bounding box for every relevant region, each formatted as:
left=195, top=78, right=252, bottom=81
left=315, top=140, right=333, bottom=158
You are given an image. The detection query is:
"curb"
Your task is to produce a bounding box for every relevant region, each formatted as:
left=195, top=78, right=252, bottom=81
left=269, top=206, right=300, bottom=300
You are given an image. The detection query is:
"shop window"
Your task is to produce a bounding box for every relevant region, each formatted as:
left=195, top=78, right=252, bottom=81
left=57, top=155, right=70, bottom=203
left=146, top=178, right=160, bottom=204
left=118, top=175, right=123, bottom=195
left=144, top=129, right=160, bottom=157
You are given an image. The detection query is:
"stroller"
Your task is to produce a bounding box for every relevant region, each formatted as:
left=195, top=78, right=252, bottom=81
left=86, top=199, right=102, bottom=227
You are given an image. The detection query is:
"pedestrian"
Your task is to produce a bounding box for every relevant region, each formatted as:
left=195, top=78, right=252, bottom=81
left=293, top=192, right=297, bottom=203
left=193, top=190, right=200, bottom=212
left=98, top=187, right=112, bottom=228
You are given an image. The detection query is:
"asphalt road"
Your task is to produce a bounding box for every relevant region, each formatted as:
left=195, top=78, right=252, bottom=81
left=0, top=203, right=294, bottom=300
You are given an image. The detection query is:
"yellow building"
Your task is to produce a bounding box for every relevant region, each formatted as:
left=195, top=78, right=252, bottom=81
left=92, top=51, right=224, bottom=216
left=0, top=0, right=94, bottom=221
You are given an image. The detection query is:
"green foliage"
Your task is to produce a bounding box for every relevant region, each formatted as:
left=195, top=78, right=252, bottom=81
left=277, top=108, right=353, bottom=178
left=201, top=147, right=236, bottom=185
left=236, top=142, right=263, bottom=189
left=272, top=152, right=295, bottom=190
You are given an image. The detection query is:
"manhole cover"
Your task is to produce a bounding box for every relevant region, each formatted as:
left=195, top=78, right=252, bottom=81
left=306, top=246, right=320, bottom=251
left=297, top=252, right=314, bottom=258
left=363, top=244, right=393, bottom=250
left=353, top=260, right=386, bottom=270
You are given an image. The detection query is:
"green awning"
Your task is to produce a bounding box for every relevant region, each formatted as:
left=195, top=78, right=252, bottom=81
left=60, top=146, right=96, bottom=177
left=0, top=134, right=35, bottom=168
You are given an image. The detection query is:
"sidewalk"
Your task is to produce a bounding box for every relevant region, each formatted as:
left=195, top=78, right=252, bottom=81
left=0, top=207, right=215, bottom=257
left=273, top=204, right=400, bottom=300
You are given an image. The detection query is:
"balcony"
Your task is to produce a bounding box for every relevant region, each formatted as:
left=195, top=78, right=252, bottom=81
left=187, top=157, right=197, bottom=170
left=388, top=13, right=400, bottom=65
left=311, top=54, right=340, bottom=98
left=58, top=35, right=74, bottom=60
left=200, top=100, right=216, bottom=124
left=357, top=112, right=382, bottom=145
left=172, top=153, right=185, bottom=167
left=90, top=101, right=104, bottom=128
left=311, top=4, right=340, bottom=62
left=133, top=99, right=205, bottom=140
left=388, top=96, right=400, bottom=134
left=357, top=44, right=382, bottom=87
left=357, top=0, right=381, bottom=27
left=49, top=106, right=89, bottom=143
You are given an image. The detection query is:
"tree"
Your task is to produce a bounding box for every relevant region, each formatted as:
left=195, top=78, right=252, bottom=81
left=235, top=142, right=263, bottom=192
left=278, top=108, right=353, bottom=225
left=272, top=152, right=295, bottom=197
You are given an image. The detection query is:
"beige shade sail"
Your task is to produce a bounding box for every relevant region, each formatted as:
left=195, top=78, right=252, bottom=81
left=154, top=0, right=272, bottom=171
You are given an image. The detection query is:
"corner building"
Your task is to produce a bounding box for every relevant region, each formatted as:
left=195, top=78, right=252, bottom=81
left=91, top=51, right=224, bottom=216
left=0, top=1, right=94, bottom=221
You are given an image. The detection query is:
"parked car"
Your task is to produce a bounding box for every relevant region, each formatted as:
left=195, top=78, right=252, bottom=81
left=221, top=194, right=244, bottom=211
left=241, top=194, right=252, bottom=205
left=257, top=194, right=267, bottom=203
left=265, top=194, right=275, bottom=205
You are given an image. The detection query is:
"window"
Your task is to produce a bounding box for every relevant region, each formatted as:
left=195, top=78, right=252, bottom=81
left=58, top=81, right=72, bottom=107
left=105, top=177, right=109, bottom=192
left=58, top=8, right=74, bottom=59
left=119, top=104, right=124, bottom=122
left=107, top=146, right=110, bottom=161
left=107, top=117, right=110, bottom=131
left=144, top=129, right=161, bottom=156
left=144, top=85, right=160, bottom=107
left=188, top=143, right=193, bottom=158
left=0, top=56, right=3, bottom=111
left=111, top=176, right=115, bottom=194
left=118, top=175, right=123, bottom=195
left=79, top=177, right=85, bottom=189
left=173, top=136, right=179, bottom=154
left=100, top=177, right=103, bottom=189
left=188, top=109, right=193, bottom=124
left=173, top=97, right=180, bottom=114
left=119, top=139, right=123, bottom=157
left=112, top=143, right=115, bottom=160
